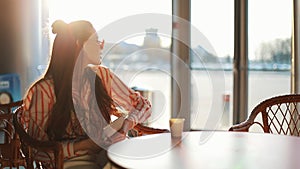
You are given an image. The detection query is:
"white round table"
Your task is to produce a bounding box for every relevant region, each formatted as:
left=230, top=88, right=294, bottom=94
left=107, top=131, right=300, bottom=169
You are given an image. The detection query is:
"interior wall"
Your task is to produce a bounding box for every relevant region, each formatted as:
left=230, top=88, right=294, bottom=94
left=0, top=0, right=26, bottom=101
left=0, top=0, right=23, bottom=74
left=0, top=0, right=50, bottom=98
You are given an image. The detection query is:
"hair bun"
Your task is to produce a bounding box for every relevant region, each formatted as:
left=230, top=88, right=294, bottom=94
left=51, top=20, right=68, bottom=34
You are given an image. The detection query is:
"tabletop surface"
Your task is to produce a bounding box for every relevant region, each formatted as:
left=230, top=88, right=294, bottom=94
left=107, top=131, right=300, bottom=169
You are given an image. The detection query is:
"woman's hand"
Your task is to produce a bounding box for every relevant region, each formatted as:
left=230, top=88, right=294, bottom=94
left=129, top=92, right=151, bottom=109
left=121, top=119, right=135, bottom=133
left=105, top=129, right=127, bottom=145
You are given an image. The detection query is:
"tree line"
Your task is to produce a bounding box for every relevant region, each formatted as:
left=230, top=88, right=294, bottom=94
left=255, top=38, right=291, bottom=64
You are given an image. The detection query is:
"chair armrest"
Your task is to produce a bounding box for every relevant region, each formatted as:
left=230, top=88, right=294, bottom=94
left=228, top=121, right=253, bottom=132
left=130, top=124, right=169, bottom=137
left=23, top=137, right=64, bottom=169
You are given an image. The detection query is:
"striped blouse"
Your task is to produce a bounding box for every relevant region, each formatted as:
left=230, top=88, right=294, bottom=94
left=22, top=65, right=152, bottom=163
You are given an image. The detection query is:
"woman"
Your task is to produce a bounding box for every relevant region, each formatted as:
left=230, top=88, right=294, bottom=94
left=22, top=20, right=151, bottom=168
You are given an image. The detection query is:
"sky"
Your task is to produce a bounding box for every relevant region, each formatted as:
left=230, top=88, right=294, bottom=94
left=47, top=0, right=292, bottom=59
left=47, top=0, right=172, bottom=47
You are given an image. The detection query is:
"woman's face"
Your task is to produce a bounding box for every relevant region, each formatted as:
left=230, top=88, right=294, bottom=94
left=83, top=29, right=104, bottom=65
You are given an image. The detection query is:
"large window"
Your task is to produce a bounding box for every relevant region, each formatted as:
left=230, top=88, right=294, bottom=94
left=248, top=0, right=292, bottom=113
left=191, top=0, right=234, bottom=130
left=190, top=0, right=292, bottom=130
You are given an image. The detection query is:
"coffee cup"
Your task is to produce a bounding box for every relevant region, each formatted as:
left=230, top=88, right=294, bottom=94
left=169, top=118, right=185, bottom=138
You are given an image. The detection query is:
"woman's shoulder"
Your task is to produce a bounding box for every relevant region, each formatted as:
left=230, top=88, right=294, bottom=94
left=28, top=78, right=54, bottom=93
left=24, top=78, right=55, bottom=102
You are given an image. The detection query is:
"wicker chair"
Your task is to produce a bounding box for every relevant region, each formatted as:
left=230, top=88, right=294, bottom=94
left=13, top=104, right=168, bottom=169
left=0, top=100, right=26, bottom=169
left=229, top=94, right=300, bottom=136
left=13, top=106, right=64, bottom=169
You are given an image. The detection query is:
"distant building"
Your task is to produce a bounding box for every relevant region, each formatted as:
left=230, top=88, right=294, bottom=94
left=143, top=28, right=161, bottom=48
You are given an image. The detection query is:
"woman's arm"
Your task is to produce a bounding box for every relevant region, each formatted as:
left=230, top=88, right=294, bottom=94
left=93, top=66, right=152, bottom=144
left=94, top=65, right=152, bottom=128
left=108, top=70, right=152, bottom=132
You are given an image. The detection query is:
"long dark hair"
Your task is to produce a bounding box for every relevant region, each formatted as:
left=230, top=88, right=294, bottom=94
left=82, top=67, right=113, bottom=123
left=44, top=20, right=113, bottom=140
